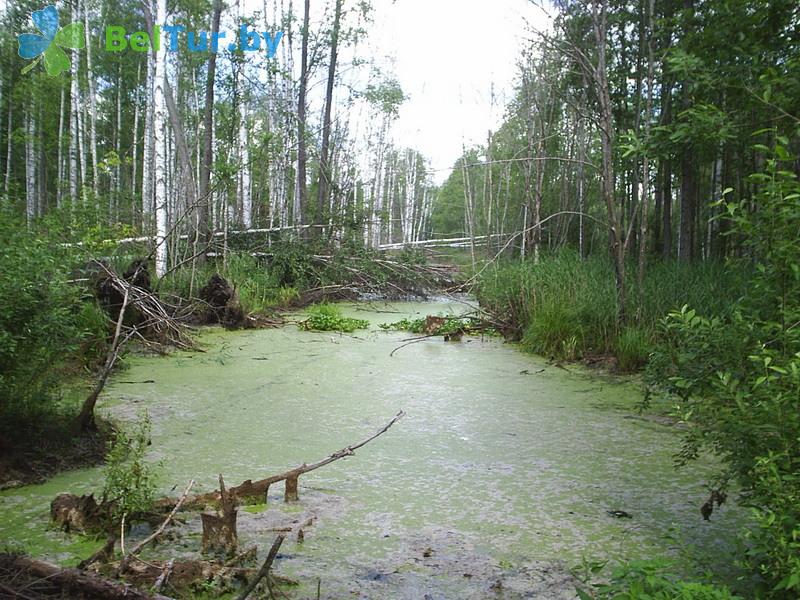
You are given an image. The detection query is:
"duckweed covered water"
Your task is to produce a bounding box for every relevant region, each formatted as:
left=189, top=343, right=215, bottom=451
left=0, top=300, right=743, bottom=598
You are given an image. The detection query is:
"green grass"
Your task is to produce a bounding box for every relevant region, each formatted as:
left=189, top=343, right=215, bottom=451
left=157, top=253, right=300, bottom=314
left=476, top=251, right=749, bottom=371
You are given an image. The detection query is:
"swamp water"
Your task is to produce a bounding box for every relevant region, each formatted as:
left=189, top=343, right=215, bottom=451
left=0, top=300, right=743, bottom=598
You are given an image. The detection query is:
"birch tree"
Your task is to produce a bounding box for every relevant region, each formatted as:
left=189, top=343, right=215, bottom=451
left=152, top=0, right=169, bottom=277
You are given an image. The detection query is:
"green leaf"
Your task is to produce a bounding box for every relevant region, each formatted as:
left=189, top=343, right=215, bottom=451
left=54, top=22, right=85, bottom=49
left=43, top=44, right=70, bottom=76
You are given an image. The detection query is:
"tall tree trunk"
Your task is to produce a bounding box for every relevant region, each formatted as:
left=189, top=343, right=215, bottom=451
left=132, top=62, right=141, bottom=218
left=25, top=110, right=35, bottom=225
left=84, top=0, right=98, bottom=197
left=679, top=146, right=695, bottom=261
left=114, top=63, right=122, bottom=221
left=661, top=159, right=672, bottom=259
left=56, top=88, right=65, bottom=208
left=153, top=0, right=169, bottom=277
left=294, top=0, right=310, bottom=229
left=198, top=0, right=222, bottom=250
left=239, top=104, right=251, bottom=227
left=316, top=0, right=343, bottom=235
left=141, top=13, right=156, bottom=228
left=69, top=39, right=80, bottom=203
left=638, top=0, right=656, bottom=287
left=3, top=102, right=11, bottom=197
left=678, top=0, right=695, bottom=261
left=591, top=0, right=626, bottom=324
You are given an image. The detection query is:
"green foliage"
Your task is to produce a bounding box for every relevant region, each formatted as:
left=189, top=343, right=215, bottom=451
left=379, top=315, right=476, bottom=335
left=476, top=251, right=746, bottom=366
left=102, top=413, right=159, bottom=522
left=300, top=303, right=369, bottom=333
left=646, top=145, right=800, bottom=596
left=0, top=211, right=91, bottom=422
left=615, top=327, right=652, bottom=373
left=379, top=317, right=427, bottom=333
left=577, top=559, right=741, bottom=600
left=224, top=253, right=299, bottom=312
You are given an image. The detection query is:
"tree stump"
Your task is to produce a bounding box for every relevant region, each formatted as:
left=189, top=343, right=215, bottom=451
left=50, top=493, right=109, bottom=533
left=201, top=475, right=238, bottom=556
left=284, top=473, right=299, bottom=502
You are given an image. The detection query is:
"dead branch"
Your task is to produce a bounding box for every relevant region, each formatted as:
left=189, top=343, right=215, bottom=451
left=117, top=480, right=194, bottom=576
left=236, top=535, right=285, bottom=600
left=160, top=411, right=405, bottom=510
left=153, top=559, right=174, bottom=593
left=76, top=286, right=129, bottom=432
left=390, top=334, right=438, bottom=357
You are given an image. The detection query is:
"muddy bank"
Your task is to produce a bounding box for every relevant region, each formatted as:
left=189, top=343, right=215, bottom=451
left=0, top=421, right=110, bottom=491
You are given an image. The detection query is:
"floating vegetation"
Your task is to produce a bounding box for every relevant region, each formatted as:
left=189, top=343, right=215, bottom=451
left=299, top=303, right=370, bottom=333
left=379, top=314, right=494, bottom=337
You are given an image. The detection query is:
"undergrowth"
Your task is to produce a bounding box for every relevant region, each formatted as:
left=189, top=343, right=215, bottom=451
left=476, top=251, right=748, bottom=371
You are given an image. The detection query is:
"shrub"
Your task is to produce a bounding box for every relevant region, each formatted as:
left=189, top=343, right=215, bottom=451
left=0, top=211, right=89, bottom=424
left=102, top=413, right=160, bottom=522
left=615, top=327, right=651, bottom=372
left=646, top=145, right=800, bottom=596
left=577, top=559, right=742, bottom=599
left=476, top=250, right=746, bottom=366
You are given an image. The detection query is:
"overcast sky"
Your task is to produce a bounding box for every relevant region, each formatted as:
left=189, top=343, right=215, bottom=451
left=367, top=0, right=550, bottom=183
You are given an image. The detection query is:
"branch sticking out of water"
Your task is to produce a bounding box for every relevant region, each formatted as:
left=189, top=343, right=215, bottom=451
left=236, top=535, right=285, bottom=600
left=158, top=411, right=406, bottom=511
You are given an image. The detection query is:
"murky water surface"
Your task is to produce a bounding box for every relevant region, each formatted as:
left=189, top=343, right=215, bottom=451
left=0, top=300, right=743, bottom=598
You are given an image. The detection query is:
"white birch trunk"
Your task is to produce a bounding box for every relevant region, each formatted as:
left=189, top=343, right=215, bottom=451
left=56, top=88, right=65, bottom=207
left=25, top=111, right=35, bottom=225
left=69, top=48, right=79, bottom=202
left=132, top=62, right=141, bottom=205
left=153, top=0, right=169, bottom=277
left=240, top=118, right=252, bottom=228
left=83, top=0, right=98, bottom=196
left=3, top=103, right=11, bottom=197
left=142, top=46, right=155, bottom=225
left=77, top=93, right=87, bottom=205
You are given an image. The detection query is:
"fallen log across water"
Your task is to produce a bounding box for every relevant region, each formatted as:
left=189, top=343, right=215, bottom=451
left=156, top=410, right=406, bottom=511
left=0, top=554, right=174, bottom=600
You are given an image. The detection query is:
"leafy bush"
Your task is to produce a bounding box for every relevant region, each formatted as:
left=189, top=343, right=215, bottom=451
left=300, top=303, right=369, bottom=332
left=379, top=317, right=427, bottom=333
left=646, top=144, right=800, bottom=596
left=577, top=559, right=742, bottom=599
left=379, top=315, right=475, bottom=335
left=0, top=212, right=90, bottom=423
left=102, top=413, right=160, bottom=522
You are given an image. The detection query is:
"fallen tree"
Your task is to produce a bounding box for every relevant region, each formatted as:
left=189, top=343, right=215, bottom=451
left=0, top=554, right=173, bottom=600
